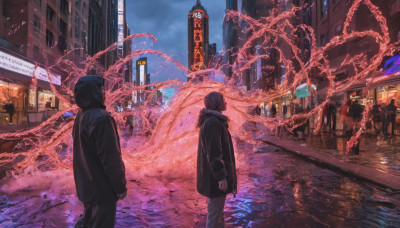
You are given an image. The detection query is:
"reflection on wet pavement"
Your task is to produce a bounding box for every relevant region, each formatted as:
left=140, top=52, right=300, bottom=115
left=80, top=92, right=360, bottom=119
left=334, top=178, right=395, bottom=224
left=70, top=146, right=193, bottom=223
left=305, top=133, right=400, bottom=176
left=1, top=145, right=400, bottom=227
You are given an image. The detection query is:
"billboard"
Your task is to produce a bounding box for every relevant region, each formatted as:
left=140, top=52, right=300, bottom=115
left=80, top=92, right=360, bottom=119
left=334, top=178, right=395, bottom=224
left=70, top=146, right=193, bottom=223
left=117, top=0, right=124, bottom=57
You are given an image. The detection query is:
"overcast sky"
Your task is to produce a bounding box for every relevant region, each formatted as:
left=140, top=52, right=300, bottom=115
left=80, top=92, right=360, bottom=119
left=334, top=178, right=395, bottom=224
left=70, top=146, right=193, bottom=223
left=126, top=0, right=226, bottom=82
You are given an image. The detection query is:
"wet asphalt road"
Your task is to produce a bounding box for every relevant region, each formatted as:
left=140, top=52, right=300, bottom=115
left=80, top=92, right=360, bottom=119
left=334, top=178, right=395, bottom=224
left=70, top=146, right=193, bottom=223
left=1, top=142, right=400, bottom=227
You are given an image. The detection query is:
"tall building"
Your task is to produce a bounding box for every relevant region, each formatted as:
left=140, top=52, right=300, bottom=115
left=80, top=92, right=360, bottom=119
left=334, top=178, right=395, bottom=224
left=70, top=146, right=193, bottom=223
left=0, top=0, right=88, bottom=127
left=88, top=0, right=118, bottom=70
left=117, top=0, right=132, bottom=83
left=133, top=57, right=149, bottom=104
left=188, top=0, right=210, bottom=72
left=136, top=57, right=149, bottom=86
left=222, top=0, right=238, bottom=79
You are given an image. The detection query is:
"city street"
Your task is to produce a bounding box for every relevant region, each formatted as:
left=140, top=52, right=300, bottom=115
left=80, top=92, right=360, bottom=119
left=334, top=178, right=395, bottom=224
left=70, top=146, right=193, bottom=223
left=0, top=0, right=400, bottom=227
left=1, top=138, right=400, bottom=227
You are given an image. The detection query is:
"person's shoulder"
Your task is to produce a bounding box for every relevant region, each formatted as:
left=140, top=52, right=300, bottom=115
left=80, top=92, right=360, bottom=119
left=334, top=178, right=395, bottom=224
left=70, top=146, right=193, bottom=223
left=203, top=115, right=221, bottom=127
left=86, top=108, right=113, bottom=122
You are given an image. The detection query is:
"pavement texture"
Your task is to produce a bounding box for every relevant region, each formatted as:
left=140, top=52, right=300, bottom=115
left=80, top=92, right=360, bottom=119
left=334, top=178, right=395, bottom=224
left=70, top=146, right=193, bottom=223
left=255, top=125, right=400, bottom=192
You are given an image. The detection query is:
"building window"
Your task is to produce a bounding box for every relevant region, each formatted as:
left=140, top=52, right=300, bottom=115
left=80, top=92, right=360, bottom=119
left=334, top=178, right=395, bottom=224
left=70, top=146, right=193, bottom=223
left=75, top=0, right=81, bottom=9
left=75, top=43, right=80, bottom=56
left=60, top=0, right=68, bottom=15
left=82, top=31, right=87, bottom=56
left=34, top=0, right=42, bottom=8
left=46, top=5, right=55, bottom=22
left=303, top=5, right=312, bottom=26
left=46, top=29, right=55, bottom=48
left=82, top=2, right=86, bottom=17
left=320, top=0, right=328, bottom=18
left=75, top=13, right=80, bottom=38
left=320, top=33, right=328, bottom=46
left=33, top=14, right=41, bottom=33
left=59, top=19, right=67, bottom=35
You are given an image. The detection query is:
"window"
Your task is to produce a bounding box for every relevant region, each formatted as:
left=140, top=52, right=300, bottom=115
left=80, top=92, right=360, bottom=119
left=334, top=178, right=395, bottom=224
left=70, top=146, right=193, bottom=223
left=82, top=31, right=87, bottom=56
left=75, top=13, right=80, bottom=38
left=60, top=0, right=68, bottom=15
left=59, top=19, right=67, bottom=35
left=2, top=1, right=7, bottom=17
left=75, top=43, right=80, bottom=56
left=75, top=0, right=81, bottom=9
left=320, top=0, right=328, bottom=18
left=320, top=33, right=328, bottom=46
left=46, top=29, right=55, bottom=48
left=33, top=14, right=41, bottom=32
left=34, top=0, right=42, bottom=8
left=46, top=5, right=55, bottom=22
left=82, top=2, right=86, bottom=17
left=303, top=5, right=312, bottom=26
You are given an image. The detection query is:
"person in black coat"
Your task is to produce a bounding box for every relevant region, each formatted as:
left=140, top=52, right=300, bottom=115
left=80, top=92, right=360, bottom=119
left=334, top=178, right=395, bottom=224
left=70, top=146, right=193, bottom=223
left=386, top=99, right=397, bottom=136
left=73, top=76, right=127, bottom=228
left=197, top=91, right=237, bottom=228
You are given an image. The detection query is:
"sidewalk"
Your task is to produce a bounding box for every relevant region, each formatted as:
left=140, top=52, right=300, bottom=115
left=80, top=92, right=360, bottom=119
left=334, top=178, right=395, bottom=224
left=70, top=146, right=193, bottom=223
left=255, top=127, right=400, bottom=191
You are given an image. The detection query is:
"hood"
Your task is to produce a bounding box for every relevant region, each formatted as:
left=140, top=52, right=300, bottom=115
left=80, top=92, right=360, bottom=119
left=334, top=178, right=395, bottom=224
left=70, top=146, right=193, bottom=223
left=197, top=108, right=228, bottom=128
left=74, top=75, right=106, bottom=110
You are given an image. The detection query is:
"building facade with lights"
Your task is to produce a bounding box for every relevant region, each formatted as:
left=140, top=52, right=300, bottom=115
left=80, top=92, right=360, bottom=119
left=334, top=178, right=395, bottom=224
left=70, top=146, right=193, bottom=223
left=0, top=0, right=89, bottom=127
left=188, top=0, right=216, bottom=81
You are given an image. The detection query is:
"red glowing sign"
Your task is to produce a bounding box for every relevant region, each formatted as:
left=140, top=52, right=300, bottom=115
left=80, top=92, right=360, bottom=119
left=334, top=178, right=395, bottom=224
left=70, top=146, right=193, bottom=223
left=192, top=10, right=205, bottom=71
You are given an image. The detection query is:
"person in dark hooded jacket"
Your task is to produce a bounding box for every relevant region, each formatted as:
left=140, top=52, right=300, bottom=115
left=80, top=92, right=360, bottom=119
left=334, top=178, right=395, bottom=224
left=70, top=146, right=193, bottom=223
left=73, top=76, right=127, bottom=228
left=197, top=91, right=237, bottom=228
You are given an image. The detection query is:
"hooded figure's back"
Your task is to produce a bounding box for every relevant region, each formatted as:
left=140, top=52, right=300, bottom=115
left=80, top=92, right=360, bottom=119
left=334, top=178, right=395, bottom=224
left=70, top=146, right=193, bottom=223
left=72, top=76, right=126, bottom=204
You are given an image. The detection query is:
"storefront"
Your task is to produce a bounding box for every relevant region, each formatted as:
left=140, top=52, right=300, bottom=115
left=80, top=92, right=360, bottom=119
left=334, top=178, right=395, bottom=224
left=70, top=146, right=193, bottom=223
left=0, top=48, right=61, bottom=127
left=0, top=80, right=27, bottom=125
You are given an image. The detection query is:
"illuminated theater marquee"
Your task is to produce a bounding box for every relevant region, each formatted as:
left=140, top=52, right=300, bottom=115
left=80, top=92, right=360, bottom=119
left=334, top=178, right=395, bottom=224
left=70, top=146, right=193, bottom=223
left=191, top=10, right=205, bottom=71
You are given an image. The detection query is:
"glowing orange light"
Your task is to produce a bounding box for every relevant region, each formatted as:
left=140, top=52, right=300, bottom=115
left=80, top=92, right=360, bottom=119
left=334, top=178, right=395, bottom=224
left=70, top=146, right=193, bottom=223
left=191, top=10, right=206, bottom=71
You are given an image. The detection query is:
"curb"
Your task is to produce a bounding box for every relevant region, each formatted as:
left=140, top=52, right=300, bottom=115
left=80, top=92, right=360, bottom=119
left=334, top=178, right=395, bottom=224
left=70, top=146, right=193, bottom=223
left=260, top=135, right=400, bottom=191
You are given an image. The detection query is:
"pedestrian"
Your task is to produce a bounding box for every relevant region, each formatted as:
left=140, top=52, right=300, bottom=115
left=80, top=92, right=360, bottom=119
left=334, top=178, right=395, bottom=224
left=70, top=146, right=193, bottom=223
left=371, top=102, right=381, bottom=134
left=270, top=104, right=277, bottom=118
left=125, top=114, right=134, bottom=136
left=197, top=92, right=237, bottom=228
left=322, top=102, right=329, bottom=131
left=73, top=76, right=127, bottom=228
left=282, top=103, right=288, bottom=119
left=386, top=99, right=397, bottom=136
left=341, top=100, right=351, bottom=133
left=327, top=100, right=336, bottom=132
left=347, top=100, right=363, bottom=154
left=380, top=103, right=388, bottom=139
left=3, top=102, right=15, bottom=124
left=254, top=105, right=261, bottom=116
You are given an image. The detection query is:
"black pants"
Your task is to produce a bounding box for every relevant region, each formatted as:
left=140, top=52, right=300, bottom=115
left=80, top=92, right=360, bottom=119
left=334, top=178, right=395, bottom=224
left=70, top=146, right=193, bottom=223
left=75, top=200, right=117, bottom=228
left=388, top=118, right=396, bottom=135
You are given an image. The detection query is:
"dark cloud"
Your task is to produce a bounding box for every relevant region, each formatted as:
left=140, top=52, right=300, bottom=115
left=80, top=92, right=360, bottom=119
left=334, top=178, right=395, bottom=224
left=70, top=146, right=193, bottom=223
left=126, top=0, right=225, bottom=82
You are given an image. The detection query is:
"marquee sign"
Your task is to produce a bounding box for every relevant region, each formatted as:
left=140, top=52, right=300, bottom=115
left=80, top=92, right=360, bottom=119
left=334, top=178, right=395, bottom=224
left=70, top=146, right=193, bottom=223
left=0, top=50, right=61, bottom=85
left=191, top=10, right=205, bottom=71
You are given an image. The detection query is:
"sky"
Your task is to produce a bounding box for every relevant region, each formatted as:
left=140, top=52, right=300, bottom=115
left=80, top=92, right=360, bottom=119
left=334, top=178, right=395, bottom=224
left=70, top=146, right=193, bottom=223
left=125, top=0, right=226, bottom=82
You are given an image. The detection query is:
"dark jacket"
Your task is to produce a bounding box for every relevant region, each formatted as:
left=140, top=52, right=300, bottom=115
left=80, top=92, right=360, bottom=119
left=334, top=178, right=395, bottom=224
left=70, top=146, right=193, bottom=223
left=72, top=76, right=127, bottom=204
left=386, top=103, right=397, bottom=121
left=197, top=109, right=237, bottom=198
left=349, top=103, right=363, bottom=121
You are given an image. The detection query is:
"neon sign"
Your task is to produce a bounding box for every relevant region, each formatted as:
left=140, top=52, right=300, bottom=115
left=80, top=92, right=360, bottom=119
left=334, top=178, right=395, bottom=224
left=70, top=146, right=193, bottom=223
left=191, top=10, right=205, bottom=71
left=137, top=61, right=147, bottom=65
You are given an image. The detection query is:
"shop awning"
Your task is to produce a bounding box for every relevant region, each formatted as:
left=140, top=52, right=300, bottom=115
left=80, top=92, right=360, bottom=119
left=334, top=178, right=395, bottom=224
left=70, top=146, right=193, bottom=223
left=369, top=72, right=400, bottom=88
left=295, top=83, right=316, bottom=98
